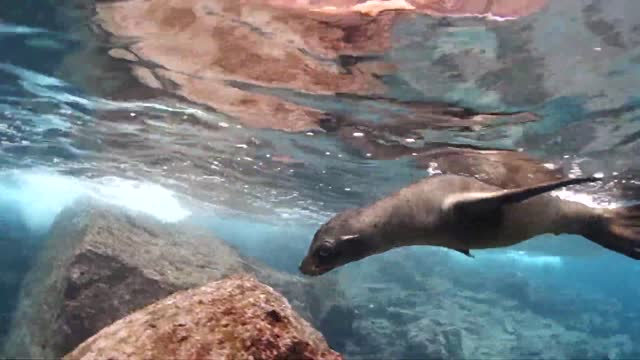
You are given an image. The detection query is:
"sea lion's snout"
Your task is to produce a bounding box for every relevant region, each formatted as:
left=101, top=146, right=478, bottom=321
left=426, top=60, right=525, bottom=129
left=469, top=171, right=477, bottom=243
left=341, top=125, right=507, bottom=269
left=298, top=256, right=333, bottom=276
left=299, top=237, right=339, bottom=276
left=300, top=211, right=379, bottom=276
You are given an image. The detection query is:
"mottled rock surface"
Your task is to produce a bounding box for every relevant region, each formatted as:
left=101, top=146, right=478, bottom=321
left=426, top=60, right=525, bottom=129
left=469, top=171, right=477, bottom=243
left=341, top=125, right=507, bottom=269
left=64, top=275, right=342, bottom=360
left=1, top=198, right=344, bottom=359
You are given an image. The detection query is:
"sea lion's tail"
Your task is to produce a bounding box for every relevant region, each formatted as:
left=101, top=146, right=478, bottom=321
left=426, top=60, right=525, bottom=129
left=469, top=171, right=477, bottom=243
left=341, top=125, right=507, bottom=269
left=586, top=204, right=640, bottom=260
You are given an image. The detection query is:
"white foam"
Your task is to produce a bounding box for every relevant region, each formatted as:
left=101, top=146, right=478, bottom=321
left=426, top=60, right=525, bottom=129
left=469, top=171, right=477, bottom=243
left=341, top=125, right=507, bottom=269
left=0, top=170, right=191, bottom=234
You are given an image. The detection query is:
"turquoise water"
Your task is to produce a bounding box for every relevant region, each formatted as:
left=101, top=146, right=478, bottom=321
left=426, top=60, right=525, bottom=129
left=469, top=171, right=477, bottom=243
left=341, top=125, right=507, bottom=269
left=1, top=1, right=640, bottom=358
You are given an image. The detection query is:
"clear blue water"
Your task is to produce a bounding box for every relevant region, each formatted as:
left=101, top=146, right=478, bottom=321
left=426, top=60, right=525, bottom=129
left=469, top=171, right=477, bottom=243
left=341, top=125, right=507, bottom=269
left=1, top=1, right=640, bottom=358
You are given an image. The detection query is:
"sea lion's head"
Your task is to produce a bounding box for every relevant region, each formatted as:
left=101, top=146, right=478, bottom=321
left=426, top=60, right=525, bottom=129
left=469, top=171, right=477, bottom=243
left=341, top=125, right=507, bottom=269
left=299, top=209, right=380, bottom=276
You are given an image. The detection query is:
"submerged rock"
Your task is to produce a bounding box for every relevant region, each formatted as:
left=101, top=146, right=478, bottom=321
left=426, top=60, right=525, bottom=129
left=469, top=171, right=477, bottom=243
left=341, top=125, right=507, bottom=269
left=1, top=198, right=345, bottom=359
left=318, top=304, right=356, bottom=353
left=404, top=319, right=465, bottom=360
left=64, top=275, right=342, bottom=360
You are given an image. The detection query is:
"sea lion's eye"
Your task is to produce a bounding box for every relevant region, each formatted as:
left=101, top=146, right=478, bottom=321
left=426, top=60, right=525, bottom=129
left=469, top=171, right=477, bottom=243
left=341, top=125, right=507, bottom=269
left=317, top=243, right=333, bottom=257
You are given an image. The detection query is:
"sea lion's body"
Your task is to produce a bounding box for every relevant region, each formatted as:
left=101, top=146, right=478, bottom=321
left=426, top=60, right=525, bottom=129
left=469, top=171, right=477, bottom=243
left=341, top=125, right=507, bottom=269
left=300, top=173, right=640, bottom=276
left=364, top=175, right=596, bottom=250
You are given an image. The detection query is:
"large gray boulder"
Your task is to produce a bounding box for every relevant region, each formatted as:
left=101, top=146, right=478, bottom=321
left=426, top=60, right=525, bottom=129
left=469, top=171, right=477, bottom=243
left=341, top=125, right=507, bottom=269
left=1, top=197, right=343, bottom=359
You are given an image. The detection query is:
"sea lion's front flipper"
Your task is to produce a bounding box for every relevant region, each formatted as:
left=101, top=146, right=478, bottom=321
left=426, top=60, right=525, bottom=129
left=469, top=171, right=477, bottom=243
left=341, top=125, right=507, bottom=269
left=444, top=176, right=602, bottom=215
left=453, top=248, right=474, bottom=258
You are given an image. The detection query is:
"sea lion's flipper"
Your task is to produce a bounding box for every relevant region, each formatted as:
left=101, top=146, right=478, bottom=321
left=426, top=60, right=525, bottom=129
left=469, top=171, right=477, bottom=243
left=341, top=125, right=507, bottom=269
left=585, top=203, right=640, bottom=260
left=444, top=176, right=601, bottom=215
left=453, top=248, right=474, bottom=258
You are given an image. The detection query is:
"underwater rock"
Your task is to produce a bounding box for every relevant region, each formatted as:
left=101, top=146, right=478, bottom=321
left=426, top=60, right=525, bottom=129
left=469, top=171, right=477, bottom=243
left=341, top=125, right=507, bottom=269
left=64, top=275, right=343, bottom=360
left=1, top=197, right=346, bottom=359
left=318, top=304, right=356, bottom=353
left=347, top=317, right=404, bottom=358
left=404, top=319, right=465, bottom=360
left=491, top=271, right=531, bottom=302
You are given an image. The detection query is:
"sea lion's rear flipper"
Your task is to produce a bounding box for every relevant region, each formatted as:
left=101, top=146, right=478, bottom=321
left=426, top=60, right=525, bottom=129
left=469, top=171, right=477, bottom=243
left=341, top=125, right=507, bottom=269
left=444, top=176, right=601, bottom=215
left=585, top=204, right=640, bottom=260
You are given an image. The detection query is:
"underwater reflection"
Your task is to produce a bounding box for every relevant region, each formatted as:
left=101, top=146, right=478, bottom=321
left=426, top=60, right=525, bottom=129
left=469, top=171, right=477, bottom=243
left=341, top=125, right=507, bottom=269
left=91, top=0, right=550, bottom=133
left=252, top=0, right=548, bottom=19
left=94, top=0, right=391, bottom=132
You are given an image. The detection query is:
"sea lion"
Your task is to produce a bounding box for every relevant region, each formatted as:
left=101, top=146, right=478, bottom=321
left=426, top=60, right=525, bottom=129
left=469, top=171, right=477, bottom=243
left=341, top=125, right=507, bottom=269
left=299, top=174, right=640, bottom=276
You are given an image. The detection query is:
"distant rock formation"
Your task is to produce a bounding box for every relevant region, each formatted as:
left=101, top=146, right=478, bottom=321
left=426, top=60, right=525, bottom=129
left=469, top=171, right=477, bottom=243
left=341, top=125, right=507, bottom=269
left=1, top=198, right=346, bottom=359
left=64, top=275, right=343, bottom=360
